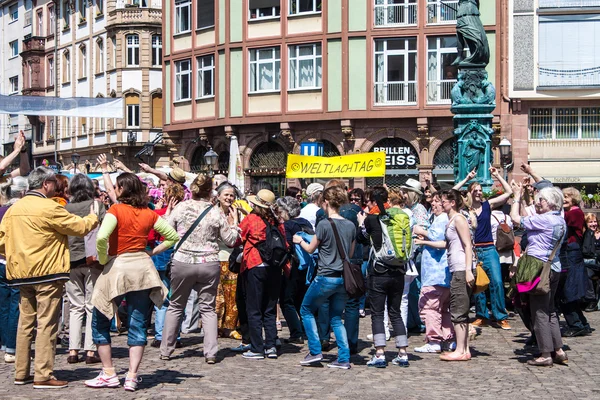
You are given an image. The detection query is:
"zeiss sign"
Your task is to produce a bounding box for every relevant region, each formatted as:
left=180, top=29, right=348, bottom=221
left=372, top=146, right=418, bottom=168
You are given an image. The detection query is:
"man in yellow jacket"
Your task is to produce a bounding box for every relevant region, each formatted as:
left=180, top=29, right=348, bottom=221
left=0, top=167, right=98, bottom=389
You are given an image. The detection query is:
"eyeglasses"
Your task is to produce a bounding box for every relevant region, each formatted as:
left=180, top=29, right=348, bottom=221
left=350, top=197, right=361, bottom=202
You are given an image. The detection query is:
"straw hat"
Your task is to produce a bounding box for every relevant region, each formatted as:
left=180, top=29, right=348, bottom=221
left=247, top=189, right=276, bottom=209
left=168, top=167, right=187, bottom=184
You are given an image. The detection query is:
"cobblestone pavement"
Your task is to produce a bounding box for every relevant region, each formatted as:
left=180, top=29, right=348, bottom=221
left=2, top=310, right=600, bottom=400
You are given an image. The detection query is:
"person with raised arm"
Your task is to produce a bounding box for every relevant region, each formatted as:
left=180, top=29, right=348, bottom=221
left=453, top=165, right=513, bottom=330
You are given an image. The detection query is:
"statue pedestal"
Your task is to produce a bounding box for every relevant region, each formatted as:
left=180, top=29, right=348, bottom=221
left=451, top=68, right=496, bottom=192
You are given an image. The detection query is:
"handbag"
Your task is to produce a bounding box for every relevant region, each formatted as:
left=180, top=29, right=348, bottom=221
left=165, top=205, right=213, bottom=279
left=328, top=218, right=365, bottom=299
left=492, top=213, right=515, bottom=252
left=473, top=261, right=489, bottom=294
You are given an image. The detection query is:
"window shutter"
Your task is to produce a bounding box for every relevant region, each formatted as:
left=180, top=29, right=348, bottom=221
left=152, top=95, right=162, bottom=127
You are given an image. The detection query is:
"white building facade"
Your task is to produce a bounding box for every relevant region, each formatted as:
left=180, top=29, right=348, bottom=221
left=0, top=0, right=34, bottom=160
left=508, top=0, right=600, bottom=189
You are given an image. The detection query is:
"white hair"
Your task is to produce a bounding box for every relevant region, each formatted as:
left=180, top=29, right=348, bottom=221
left=536, top=187, right=563, bottom=211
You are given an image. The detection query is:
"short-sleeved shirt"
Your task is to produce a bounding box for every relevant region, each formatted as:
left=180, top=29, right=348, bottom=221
left=316, top=218, right=356, bottom=275
left=474, top=201, right=494, bottom=244
left=521, top=211, right=566, bottom=272
left=421, top=213, right=451, bottom=287
left=107, top=204, right=158, bottom=256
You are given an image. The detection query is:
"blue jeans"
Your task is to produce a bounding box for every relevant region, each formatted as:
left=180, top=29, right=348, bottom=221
left=359, top=260, right=369, bottom=310
left=93, top=289, right=153, bottom=346
left=154, top=270, right=179, bottom=341
left=0, top=263, right=19, bottom=353
left=475, top=246, right=508, bottom=321
left=300, top=276, right=350, bottom=363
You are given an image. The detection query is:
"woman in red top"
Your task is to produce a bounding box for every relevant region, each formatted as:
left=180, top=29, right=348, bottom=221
left=560, top=187, right=591, bottom=337
left=238, top=189, right=287, bottom=360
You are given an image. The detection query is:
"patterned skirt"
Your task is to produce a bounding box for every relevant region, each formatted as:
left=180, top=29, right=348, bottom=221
left=216, top=261, right=239, bottom=331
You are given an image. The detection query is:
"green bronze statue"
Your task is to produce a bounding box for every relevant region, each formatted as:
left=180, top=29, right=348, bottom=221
left=450, top=0, right=496, bottom=191
left=452, top=0, right=490, bottom=67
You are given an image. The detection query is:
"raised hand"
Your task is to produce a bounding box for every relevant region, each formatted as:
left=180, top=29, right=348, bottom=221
left=97, top=154, right=108, bottom=171
left=510, top=179, right=523, bottom=198
left=138, top=163, right=151, bottom=172
left=467, top=168, right=477, bottom=180
left=15, top=130, right=26, bottom=151
left=114, top=159, right=125, bottom=170
left=520, top=162, right=533, bottom=175
left=489, top=164, right=500, bottom=179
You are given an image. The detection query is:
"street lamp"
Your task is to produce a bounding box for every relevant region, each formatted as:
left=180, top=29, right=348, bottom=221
left=203, top=146, right=219, bottom=177
left=71, top=153, right=80, bottom=174
left=498, top=137, right=512, bottom=181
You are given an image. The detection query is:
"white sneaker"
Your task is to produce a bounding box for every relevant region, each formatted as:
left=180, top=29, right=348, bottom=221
left=414, top=343, right=442, bottom=353
left=84, top=371, right=120, bottom=388
left=4, top=353, right=15, bottom=363
left=124, top=376, right=141, bottom=392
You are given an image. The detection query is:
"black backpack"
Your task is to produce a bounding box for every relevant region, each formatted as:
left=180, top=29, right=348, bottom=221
left=257, top=218, right=289, bottom=268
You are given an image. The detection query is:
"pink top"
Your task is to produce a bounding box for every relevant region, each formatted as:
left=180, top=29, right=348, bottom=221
left=445, top=214, right=467, bottom=273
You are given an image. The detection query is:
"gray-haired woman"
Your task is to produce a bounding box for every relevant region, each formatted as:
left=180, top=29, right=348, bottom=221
left=510, top=184, right=568, bottom=367
left=277, top=196, right=313, bottom=344
left=65, top=174, right=106, bottom=364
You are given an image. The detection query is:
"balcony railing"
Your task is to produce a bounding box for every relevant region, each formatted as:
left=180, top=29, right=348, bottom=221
left=539, top=62, right=600, bottom=87
left=107, top=7, right=162, bottom=26
left=427, top=79, right=456, bottom=104
left=374, top=82, right=417, bottom=105
left=539, top=0, right=600, bottom=7
left=22, top=36, right=46, bottom=52
left=427, top=0, right=458, bottom=24
left=374, top=3, right=417, bottom=27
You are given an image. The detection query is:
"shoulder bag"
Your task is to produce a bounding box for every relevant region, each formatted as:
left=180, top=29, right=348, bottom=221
left=328, top=218, right=365, bottom=299
left=492, top=213, right=515, bottom=252
left=165, top=205, right=213, bottom=279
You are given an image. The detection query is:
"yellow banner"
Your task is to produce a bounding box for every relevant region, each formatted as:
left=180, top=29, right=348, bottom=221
left=286, top=152, right=386, bottom=178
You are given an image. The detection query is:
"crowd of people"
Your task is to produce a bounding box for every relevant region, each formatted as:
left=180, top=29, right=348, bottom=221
left=0, top=147, right=598, bottom=390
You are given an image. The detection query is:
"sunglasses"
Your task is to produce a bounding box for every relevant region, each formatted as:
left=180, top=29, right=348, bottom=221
left=350, top=197, right=362, bottom=202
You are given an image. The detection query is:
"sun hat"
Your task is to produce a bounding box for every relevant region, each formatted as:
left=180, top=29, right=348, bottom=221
left=400, top=178, right=423, bottom=196
left=167, top=167, right=187, bottom=184
left=247, top=189, right=276, bottom=209
left=306, top=183, right=324, bottom=197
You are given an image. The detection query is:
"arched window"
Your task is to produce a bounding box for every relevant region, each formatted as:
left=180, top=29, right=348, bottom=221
left=126, top=34, right=139, bottom=66
left=218, top=151, right=230, bottom=173
left=79, top=44, right=87, bottom=79
left=96, top=38, right=104, bottom=74
left=125, top=93, right=140, bottom=128
left=249, top=141, right=287, bottom=196
left=190, top=145, right=207, bottom=172
left=322, top=140, right=341, bottom=157
left=433, top=138, right=456, bottom=183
